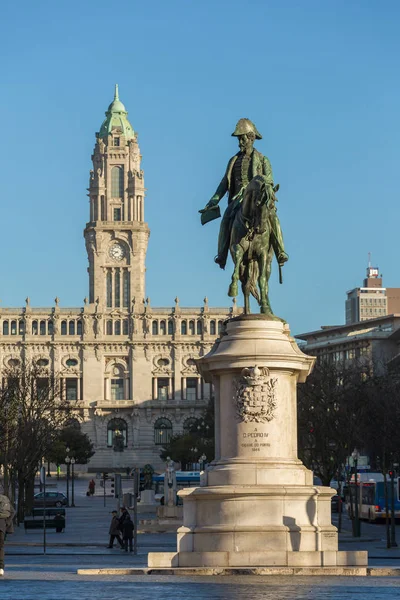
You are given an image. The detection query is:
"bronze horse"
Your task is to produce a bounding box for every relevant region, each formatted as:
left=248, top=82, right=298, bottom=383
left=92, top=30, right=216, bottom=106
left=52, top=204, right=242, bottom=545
left=228, top=175, right=279, bottom=315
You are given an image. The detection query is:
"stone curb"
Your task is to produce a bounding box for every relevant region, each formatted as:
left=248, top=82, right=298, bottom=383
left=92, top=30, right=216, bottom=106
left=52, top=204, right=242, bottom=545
left=77, top=566, right=400, bottom=577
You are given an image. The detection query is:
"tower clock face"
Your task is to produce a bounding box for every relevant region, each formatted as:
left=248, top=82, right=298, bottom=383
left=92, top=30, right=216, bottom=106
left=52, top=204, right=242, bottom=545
left=109, top=243, right=125, bottom=261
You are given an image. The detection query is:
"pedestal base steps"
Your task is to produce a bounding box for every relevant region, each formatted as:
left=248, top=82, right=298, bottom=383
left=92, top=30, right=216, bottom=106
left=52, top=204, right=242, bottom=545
left=148, top=550, right=368, bottom=568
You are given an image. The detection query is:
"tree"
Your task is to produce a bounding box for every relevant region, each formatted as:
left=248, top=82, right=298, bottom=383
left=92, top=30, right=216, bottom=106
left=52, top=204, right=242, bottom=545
left=45, top=422, right=95, bottom=468
left=297, top=359, right=368, bottom=485
left=160, top=399, right=215, bottom=469
left=0, top=362, right=75, bottom=519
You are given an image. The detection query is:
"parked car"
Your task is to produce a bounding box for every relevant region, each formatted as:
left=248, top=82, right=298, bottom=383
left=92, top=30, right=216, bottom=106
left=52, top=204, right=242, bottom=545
left=33, top=492, right=67, bottom=507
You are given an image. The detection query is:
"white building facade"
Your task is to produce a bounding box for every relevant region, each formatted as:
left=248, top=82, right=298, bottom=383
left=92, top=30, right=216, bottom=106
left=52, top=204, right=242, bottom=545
left=0, top=87, right=234, bottom=472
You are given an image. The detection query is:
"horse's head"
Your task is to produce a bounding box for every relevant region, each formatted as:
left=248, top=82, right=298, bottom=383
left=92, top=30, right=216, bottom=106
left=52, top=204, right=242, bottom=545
left=242, top=175, right=270, bottom=216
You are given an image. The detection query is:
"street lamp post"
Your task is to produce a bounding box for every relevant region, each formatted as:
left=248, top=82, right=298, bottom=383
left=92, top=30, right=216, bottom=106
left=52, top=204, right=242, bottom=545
left=200, top=454, right=207, bottom=471
left=65, top=447, right=71, bottom=508
left=390, top=465, right=398, bottom=547
left=70, top=458, right=76, bottom=507
left=352, top=449, right=360, bottom=537
left=190, top=447, right=198, bottom=471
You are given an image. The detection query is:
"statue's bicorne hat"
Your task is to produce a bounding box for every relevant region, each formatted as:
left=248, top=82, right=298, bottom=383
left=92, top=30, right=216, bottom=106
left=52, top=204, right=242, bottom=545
left=231, top=118, right=262, bottom=140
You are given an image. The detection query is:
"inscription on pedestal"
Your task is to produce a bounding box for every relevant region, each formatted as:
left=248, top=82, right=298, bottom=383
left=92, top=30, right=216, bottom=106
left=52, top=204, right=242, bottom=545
left=241, top=428, right=271, bottom=452
left=234, top=366, right=277, bottom=423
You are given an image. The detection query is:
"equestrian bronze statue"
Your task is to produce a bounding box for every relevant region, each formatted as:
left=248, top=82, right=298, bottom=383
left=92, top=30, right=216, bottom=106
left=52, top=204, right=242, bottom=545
left=199, top=118, right=288, bottom=316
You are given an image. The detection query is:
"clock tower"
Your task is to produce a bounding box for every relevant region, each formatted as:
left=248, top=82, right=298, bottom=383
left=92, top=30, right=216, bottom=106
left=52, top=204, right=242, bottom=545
left=84, top=85, right=149, bottom=312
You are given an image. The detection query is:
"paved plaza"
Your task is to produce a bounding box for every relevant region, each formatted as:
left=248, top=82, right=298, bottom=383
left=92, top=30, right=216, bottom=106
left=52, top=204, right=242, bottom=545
left=1, top=478, right=400, bottom=598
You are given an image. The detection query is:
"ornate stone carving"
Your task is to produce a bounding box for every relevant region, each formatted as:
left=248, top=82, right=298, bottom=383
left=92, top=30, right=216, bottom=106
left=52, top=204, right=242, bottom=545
left=234, top=366, right=277, bottom=423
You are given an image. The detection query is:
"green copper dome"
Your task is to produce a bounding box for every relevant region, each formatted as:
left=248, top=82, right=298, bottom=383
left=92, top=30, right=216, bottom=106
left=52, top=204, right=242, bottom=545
left=99, top=84, right=135, bottom=141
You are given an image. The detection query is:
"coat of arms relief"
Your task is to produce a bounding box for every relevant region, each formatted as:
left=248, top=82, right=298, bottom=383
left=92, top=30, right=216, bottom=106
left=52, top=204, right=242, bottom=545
left=234, top=366, right=277, bottom=423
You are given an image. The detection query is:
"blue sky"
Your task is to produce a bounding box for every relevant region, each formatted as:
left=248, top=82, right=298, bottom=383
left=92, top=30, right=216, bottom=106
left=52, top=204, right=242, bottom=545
left=0, top=1, right=398, bottom=335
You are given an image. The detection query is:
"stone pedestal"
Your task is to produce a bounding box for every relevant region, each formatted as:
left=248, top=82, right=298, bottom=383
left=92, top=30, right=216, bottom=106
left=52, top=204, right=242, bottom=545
left=148, top=317, right=367, bottom=568
left=141, top=489, right=156, bottom=505
left=157, top=505, right=183, bottom=524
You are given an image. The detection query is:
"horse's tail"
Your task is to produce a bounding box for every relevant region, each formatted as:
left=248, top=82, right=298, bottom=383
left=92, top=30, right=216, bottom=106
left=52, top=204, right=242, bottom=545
left=246, top=260, right=260, bottom=303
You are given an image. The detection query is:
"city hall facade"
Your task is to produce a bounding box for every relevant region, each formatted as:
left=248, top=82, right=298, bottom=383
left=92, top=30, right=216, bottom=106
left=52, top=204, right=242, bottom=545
left=0, top=87, right=234, bottom=471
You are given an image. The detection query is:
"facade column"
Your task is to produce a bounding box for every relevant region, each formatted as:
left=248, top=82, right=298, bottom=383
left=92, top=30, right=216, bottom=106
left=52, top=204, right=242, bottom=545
left=168, top=377, right=173, bottom=400
left=152, top=377, right=157, bottom=401
left=182, top=377, right=187, bottom=401
left=197, top=378, right=202, bottom=401
left=124, top=376, right=130, bottom=401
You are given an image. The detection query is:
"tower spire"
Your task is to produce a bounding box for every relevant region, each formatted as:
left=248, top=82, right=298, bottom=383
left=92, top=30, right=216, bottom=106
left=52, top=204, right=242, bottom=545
left=114, top=83, right=119, bottom=101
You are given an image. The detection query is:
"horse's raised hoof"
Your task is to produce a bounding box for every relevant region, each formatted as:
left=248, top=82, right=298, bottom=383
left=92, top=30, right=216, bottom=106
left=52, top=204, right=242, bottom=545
left=228, top=283, right=238, bottom=297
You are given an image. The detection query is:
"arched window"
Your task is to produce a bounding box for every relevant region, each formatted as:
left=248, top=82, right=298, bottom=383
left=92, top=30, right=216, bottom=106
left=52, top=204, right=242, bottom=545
left=69, top=321, right=75, bottom=336
left=189, top=320, right=195, bottom=335
left=32, top=320, right=38, bottom=335
left=210, top=320, right=216, bottom=335
left=160, top=320, right=166, bottom=335
left=181, top=320, right=187, bottom=335
left=154, top=417, right=172, bottom=445
left=61, top=321, right=67, bottom=335
left=106, top=320, right=113, bottom=335
left=77, top=320, right=83, bottom=336
left=218, top=320, right=223, bottom=333
left=115, top=269, right=120, bottom=307
left=152, top=321, right=158, bottom=335
left=123, top=319, right=129, bottom=335
left=111, top=166, right=124, bottom=198
left=183, top=417, right=198, bottom=434
left=47, top=320, right=53, bottom=335
left=11, top=320, right=17, bottom=335
left=19, top=320, right=25, bottom=335
left=197, top=320, right=202, bottom=335
left=106, top=270, right=112, bottom=308
left=123, top=271, right=130, bottom=308
left=168, top=320, right=174, bottom=335
left=2, top=321, right=9, bottom=336
left=107, top=418, right=128, bottom=448
left=115, top=320, right=121, bottom=335
left=40, top=320, right=46, bottom=335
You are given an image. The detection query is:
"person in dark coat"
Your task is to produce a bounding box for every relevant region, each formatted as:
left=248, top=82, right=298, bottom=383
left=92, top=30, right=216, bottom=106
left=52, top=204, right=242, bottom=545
left=54, top=512, right=65, bottom=533
left=118, top=507, right=130, bottom=532
left=107, top=510, right=123, bottom=548
left=122, top=515, right=134, bottom=552
left=0, top=499, right=15, bottom=576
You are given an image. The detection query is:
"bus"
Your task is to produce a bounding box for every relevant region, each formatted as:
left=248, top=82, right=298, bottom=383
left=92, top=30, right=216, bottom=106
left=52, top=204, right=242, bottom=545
left=347, top=475, right=400, bottom=522
left=152, top=471, right=200, bottom=501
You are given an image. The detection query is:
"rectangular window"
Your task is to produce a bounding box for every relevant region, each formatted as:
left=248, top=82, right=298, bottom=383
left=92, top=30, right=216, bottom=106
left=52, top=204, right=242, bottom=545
left=111, top=378, right=124, bottom=400
left=114, top=137, right=120, bottom=147
left=66, top=379, right=78, bottom=401
left=115, top=269, right=121, bottom=308
left=123, top=271, right=130, bottom=307
left=157, top=378, right=169, bottom=401
left=106, top=270, right=112, bottom=308
left=186, top=378, right=197, bottom=401
left=37, top=377, right=48, bottom=399
left=114, top=207, right=122, bottom=221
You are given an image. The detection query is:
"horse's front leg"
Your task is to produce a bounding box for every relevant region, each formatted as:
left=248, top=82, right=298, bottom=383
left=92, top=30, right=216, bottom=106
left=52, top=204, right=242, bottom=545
left=228, top=243, right=244, bottom=297
left=258, top=246, right=273, bottom=315
left=244, top=290, right=251, bottom=314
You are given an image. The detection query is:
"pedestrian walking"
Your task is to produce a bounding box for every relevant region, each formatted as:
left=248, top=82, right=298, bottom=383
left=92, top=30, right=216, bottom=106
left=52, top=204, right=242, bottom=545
left=0, top=494, right=14, bottom=576
left=88, top=479, right=95, bottom=496
left=122, top=514, right=134, bottom=552
left=107, top=510, right=123, bottom=548
left=118, top=506, right=130, bottom=533
left=53, top=512, right=65, bottom=533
